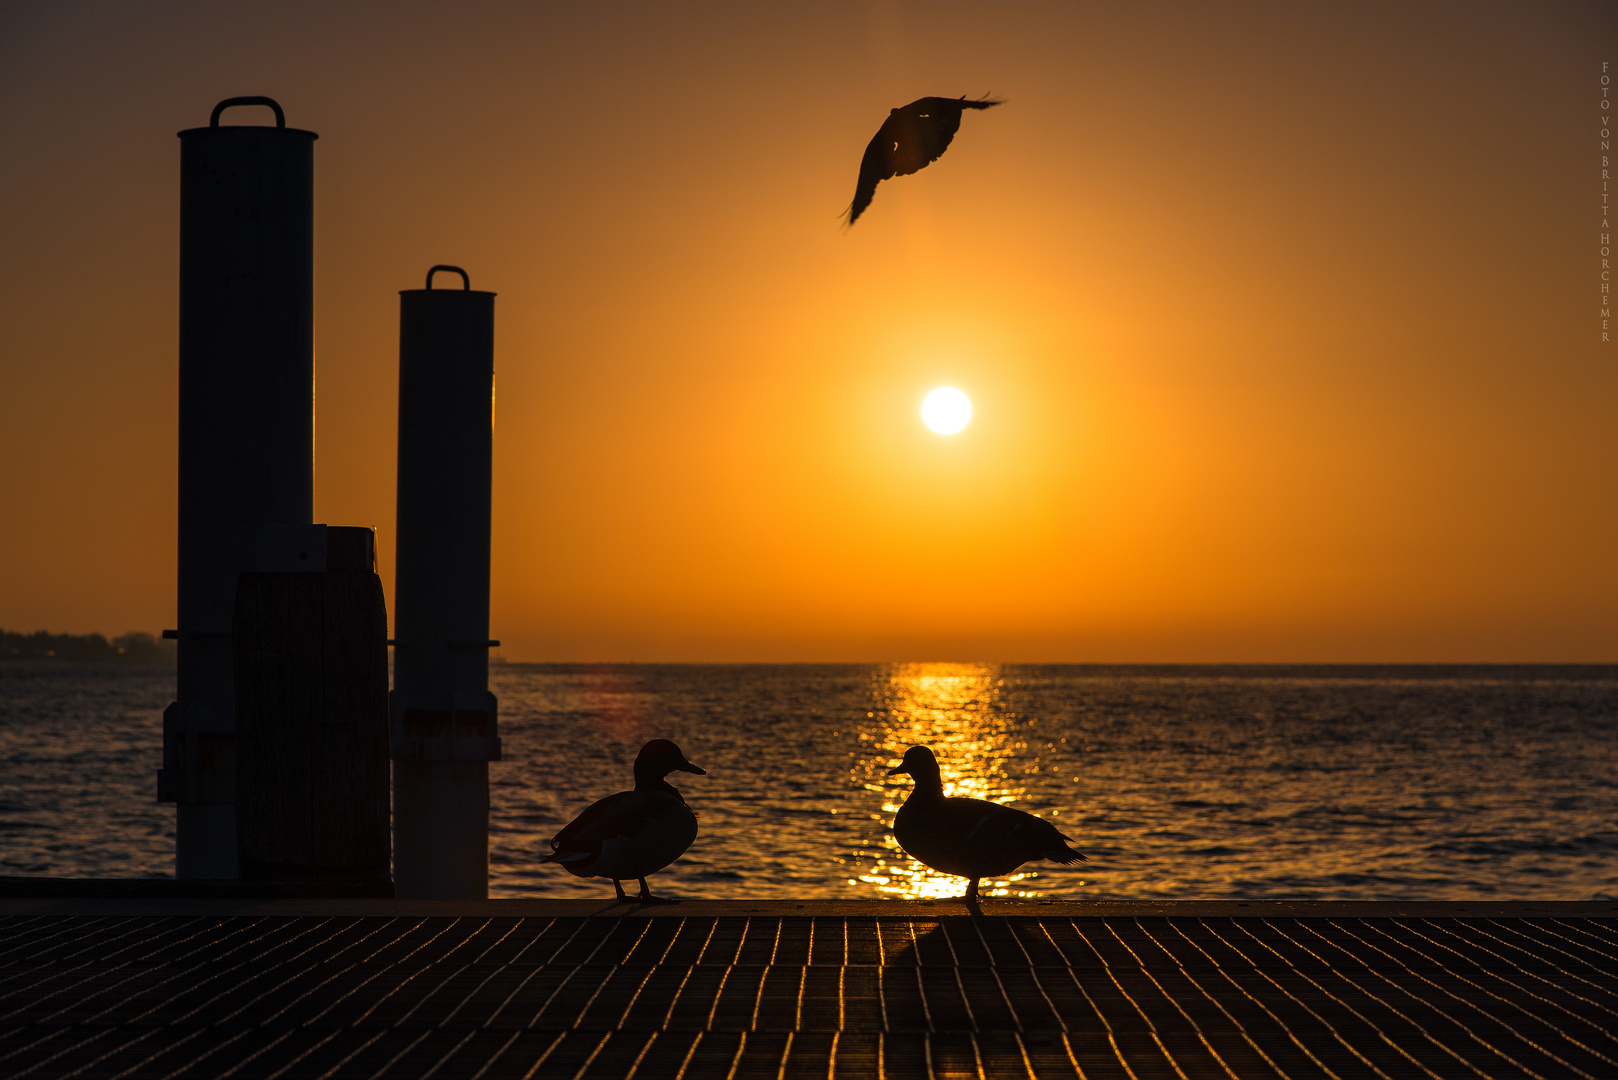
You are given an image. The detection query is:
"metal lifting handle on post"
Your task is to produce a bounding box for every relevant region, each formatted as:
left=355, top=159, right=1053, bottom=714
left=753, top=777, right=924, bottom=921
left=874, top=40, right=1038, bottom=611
left=426, top=265, right=472, bottom=290
left=210, top=96, right=287, bottom=128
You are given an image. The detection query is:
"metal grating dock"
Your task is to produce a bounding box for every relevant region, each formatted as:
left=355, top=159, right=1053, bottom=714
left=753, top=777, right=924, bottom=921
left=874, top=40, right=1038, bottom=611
left=1, top=905, right=1616, bottom=1079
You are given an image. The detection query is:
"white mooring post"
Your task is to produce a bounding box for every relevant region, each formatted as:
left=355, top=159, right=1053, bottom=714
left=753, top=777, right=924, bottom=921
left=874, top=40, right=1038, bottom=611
left=159, top=97, right=316, bottom=879
left=392, top=265, right=501, bottom=899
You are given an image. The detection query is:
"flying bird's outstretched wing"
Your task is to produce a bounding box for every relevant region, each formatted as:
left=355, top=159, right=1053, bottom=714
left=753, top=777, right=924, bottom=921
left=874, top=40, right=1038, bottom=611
left=846, top=95, right=1002, bottom=225
left=847, top=130, right=891, bottom=226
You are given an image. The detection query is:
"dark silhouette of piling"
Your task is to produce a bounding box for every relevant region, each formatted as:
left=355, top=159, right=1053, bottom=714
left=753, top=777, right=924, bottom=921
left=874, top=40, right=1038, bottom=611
left=232, top=527, right=390, bottom=890
left=392, top=266, right=501, bottom=899
left=160, top=97, right=317, bottom=878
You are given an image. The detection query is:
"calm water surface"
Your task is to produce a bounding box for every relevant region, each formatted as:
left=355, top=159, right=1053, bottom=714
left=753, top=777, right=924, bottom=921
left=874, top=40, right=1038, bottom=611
left=3, top=662, right=1616, bottom=901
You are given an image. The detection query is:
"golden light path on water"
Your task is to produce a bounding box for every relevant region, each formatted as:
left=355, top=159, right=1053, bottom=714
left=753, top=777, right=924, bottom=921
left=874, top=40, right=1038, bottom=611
left=852, top=662, right=1073, bottom=900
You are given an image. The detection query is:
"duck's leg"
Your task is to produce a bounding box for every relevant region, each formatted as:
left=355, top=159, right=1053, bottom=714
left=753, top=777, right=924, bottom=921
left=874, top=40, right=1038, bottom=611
left=636, top=877, right=678, bottom=904
left=965, top=878, right=980, bottom=904
left=613, top=879, right=630, bottom=903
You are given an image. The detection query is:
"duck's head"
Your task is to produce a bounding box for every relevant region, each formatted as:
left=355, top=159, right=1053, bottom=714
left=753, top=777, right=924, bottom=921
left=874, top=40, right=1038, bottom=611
left=634, top=739, right=706, bottom=784
left=886, top=745, right=942, bottom=788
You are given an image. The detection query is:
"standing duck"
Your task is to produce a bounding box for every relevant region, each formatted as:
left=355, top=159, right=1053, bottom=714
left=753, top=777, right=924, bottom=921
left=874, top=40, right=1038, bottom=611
left=542, top=738, right=705, bottom=903
left=887, top=744, right=1085, bottom=903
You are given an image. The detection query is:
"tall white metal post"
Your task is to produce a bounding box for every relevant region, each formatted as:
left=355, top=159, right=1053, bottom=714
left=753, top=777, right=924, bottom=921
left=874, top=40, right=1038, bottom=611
left=392, top=265, right=501, bottom=899
left=159, top=97, right=316, bottom=878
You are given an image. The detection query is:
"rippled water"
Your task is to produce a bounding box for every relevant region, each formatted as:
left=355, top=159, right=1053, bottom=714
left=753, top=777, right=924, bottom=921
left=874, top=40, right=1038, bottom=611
left=4, top=662, right=1616, bottom=901
left=0, top=664, right=175, bottom=878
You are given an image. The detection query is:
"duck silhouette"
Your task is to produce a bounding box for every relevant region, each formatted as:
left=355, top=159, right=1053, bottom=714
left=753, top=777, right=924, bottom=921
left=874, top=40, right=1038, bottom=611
left=542, top=738, right=705, bottom=903
left=887, top=744, right=1085, bottom=904
left=846, top=95, right=1002, bottom=225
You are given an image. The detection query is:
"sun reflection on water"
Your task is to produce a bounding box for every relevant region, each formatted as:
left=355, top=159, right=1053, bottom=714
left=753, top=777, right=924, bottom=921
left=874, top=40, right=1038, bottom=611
left=853, top=662, right=1044, bottom=900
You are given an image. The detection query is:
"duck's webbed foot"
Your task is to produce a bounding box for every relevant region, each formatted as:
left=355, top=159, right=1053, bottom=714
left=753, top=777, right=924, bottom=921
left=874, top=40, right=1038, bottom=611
left=636, top=877, right=679, bottom=904
left=612, top=879, right=630, bottom=903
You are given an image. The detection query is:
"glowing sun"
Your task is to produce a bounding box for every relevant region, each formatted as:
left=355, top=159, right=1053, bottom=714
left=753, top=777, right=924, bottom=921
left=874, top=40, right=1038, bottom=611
left=921, top=387, right=972, bottom=435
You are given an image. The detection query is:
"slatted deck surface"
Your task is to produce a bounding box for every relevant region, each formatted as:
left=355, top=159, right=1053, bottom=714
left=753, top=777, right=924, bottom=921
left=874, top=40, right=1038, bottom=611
left=1, top=912, right=1616, bottom=1079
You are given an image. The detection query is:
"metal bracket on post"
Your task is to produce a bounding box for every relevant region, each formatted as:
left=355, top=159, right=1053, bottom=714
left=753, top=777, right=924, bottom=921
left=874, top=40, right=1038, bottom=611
left=157, top=701, right=237, bottom=805
left=390, top=687, right=501, bottom=762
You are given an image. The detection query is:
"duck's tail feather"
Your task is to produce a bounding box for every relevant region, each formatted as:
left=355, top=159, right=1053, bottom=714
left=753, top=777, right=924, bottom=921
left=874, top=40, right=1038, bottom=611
left=1045, top=847, right=1088, bottom=864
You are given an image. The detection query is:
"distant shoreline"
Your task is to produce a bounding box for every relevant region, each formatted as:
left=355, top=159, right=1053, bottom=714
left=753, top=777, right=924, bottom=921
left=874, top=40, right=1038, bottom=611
left=3, top=640, right=1612, bottom=676
left=1, top=630, right=175, bottom=665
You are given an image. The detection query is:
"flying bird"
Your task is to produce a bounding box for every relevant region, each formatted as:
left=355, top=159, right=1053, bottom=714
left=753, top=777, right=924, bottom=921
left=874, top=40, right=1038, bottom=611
left=887, top=744, right=1085, bottom=904
left=541, top=739, right=706, bottom=903
left=846, top=95, right=1003, bottom=225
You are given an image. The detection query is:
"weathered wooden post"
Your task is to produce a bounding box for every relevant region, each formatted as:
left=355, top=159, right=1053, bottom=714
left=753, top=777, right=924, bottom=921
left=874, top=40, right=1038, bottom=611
left=233, top=526, right=391, bottom=891
left=393, top=265, right=501, bottom=899
left=159, top=97, right=316, bottom=878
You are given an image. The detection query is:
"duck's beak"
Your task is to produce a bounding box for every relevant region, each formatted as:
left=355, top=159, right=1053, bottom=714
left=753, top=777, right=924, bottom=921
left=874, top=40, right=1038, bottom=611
left=677, top=759, right=706, bottom=775
left=886, top=762, right=910, bottom=776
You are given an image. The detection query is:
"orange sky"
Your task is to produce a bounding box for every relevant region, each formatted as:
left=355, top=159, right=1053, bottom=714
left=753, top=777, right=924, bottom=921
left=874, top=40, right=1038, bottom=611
left=1, top=0, right=1613, bottom=661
